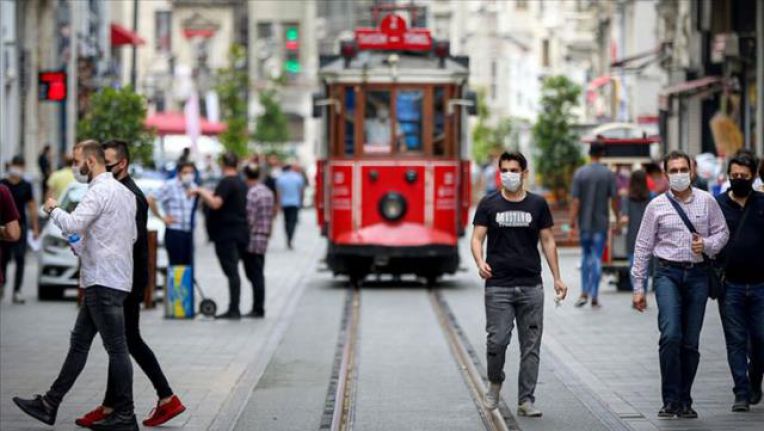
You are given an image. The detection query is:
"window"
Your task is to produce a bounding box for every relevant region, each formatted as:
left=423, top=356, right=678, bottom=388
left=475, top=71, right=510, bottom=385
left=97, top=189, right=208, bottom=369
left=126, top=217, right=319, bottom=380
left=344, top=87, right=356, bottom=156
left=542, top=39, right=550, bottom=68
left=516, top=0, right=528, bottom=10
left=433, top=87, right=446, bottom=156
left=155, top=11, right=172, bottom=53
left=364, top=90, right=392, bottom=154
left=396, top=90, right=424, bottom=154
left=490, top=61, right=497, bottom=100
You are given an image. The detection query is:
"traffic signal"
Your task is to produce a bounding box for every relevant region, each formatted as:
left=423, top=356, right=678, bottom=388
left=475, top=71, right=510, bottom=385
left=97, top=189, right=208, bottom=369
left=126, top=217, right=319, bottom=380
left=38, top=71, right=67, bottom=102
left=283, top=24, right=300, bottom=74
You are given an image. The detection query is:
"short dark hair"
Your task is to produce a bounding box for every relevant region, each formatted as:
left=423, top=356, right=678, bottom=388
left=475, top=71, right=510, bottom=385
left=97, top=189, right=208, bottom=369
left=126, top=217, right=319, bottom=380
left=76, top=140, right=106, bottom=164
left=589, top=141, right=606, bottom=158
left=101, top=139, right=130, bottom=162
left=662, top=150, right=691, bottom=172
left=728, top=155, right=757, bottom=176
left=10, top=155, right=25, bottom=166
left=221, top=152, right=238, bottom=168
left=177, top=161, right=196, bottom=173
left=628, top=169, right=649, bottom=201
left=498, top=151, right=528, bottom=171
left=243, top=163, right=261, bottom=180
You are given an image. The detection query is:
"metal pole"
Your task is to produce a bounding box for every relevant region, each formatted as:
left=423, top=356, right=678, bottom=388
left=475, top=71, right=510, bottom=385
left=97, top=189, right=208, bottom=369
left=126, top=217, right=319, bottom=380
left=66, top=0, right=78, bottom=153
left=757, top=0, right=764, bottom=157
left=130, top=0, right=138, bottom=89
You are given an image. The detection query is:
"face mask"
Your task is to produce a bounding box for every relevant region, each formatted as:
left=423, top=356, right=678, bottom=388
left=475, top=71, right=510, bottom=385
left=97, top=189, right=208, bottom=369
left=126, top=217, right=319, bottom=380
left=8, top=167, right=23, bottom=178
left=730, top=178, right=753, bottom=197
left=180, top=173, right=195, bottom=186
left=668, top=172, right=691, bottom=192
left=500, top=172, right=522, bottom=192
left=105, top=162, right=121, bottom=177
left=73, top=162, right=90, bottom=184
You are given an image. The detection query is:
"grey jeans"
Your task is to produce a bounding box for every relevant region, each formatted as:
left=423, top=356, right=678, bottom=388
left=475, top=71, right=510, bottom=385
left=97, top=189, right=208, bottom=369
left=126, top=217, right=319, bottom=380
left=485, top=285, right=544, bottom=404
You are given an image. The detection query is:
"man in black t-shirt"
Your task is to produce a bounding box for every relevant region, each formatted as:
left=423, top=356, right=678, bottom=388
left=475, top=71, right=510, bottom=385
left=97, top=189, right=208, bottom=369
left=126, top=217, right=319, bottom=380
left=193, top=152, right=249, bottom=319
left=1, top=156, right=40, bottom=304
left=471, top=151, right=567, bottom=417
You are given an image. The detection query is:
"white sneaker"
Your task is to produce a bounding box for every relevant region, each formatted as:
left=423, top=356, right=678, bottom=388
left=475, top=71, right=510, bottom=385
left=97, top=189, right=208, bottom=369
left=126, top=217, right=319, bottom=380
left=483, top=382, right=501, bottom=410
left=517, top=400, right=542, bottom=417
left=12, top=292, right=25, bottom=304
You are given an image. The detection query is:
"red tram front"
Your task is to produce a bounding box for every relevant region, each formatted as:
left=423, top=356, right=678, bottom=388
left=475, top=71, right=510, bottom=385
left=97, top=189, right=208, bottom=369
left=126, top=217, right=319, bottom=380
left=313, top=13, right=475, bottom=284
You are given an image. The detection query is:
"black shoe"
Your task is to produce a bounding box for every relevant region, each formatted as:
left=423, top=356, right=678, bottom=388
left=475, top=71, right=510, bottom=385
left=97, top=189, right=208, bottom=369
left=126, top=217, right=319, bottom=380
left=89, top=412, right=139, bottom=431
left=245, top=310, right=265, bottom=318
left=677, top=405, right=698, bottom=419
left=215, top=311, right=241, bottom=320
left=13, top=395, right=57, bottom=425
left=657, top=404, right=678, bottom=419
left=751, top=387, right=762, bottom=405
left=732, top=397, right=750, bottom=412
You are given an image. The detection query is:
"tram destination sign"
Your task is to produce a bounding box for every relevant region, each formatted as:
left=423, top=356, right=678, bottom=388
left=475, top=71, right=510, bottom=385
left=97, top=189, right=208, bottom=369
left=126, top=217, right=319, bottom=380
left=355, top=14, right=432, bottom=52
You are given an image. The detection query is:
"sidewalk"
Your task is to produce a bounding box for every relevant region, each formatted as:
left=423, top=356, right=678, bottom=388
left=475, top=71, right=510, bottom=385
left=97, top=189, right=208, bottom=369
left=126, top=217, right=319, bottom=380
left=0, top=210, right=324, bottom=430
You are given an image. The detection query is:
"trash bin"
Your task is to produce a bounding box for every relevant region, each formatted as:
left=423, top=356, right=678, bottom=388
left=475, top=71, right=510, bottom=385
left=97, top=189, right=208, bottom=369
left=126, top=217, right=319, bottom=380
left=165, top=265, right=194, bottom=319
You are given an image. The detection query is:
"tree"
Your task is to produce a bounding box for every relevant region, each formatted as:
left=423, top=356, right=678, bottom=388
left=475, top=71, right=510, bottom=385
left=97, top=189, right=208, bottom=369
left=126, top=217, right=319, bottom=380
left=471, top=89, right=497, bottom=164
left=77, top=86, right=155, bottom=165
left=216, top=44, right=250, bottom=157
left=252, top=89, right=289, bottom=150
left=532, top=75, right=584, bottom=205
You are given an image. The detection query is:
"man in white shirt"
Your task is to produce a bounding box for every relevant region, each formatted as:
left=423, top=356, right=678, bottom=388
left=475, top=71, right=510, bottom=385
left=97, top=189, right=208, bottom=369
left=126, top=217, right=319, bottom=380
left=13, top=140, right=139, bottom=430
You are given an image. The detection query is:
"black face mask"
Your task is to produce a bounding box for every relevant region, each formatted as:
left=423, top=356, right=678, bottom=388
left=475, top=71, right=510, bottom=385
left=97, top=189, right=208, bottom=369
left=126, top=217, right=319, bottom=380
left=730, top=178, right=753, bottom=197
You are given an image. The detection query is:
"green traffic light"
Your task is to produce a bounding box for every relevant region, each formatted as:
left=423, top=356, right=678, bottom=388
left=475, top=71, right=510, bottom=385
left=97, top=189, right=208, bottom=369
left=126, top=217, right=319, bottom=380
left=284, top=59, right=301, bottom=73
left=286, top=27, right=299, bottom=41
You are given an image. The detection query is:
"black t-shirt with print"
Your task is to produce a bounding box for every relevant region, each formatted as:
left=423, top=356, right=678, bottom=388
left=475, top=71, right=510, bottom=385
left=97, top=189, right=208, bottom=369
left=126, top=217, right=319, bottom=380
left=473, top=191, right=554, bottom=287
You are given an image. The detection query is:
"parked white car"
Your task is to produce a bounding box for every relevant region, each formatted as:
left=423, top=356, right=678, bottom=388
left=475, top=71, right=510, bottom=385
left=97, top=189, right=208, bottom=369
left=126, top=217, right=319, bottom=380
left=37, top=181, right=168, bottom=300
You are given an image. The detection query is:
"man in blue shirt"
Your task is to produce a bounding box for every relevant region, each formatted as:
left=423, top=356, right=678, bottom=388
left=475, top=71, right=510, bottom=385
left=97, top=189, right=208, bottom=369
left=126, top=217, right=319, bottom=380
left=275, top=164, right=305, bottom=250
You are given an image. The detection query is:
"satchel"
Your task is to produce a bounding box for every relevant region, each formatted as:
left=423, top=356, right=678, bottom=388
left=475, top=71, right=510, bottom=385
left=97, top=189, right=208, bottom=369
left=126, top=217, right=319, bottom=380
left=664, top=193, right=748, bottom=300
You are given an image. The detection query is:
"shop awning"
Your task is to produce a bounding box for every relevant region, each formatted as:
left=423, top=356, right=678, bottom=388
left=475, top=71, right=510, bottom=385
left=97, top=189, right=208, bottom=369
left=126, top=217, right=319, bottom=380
left=145, top=112, right=226, bottom=136
left=659, top=76, right=725, bottom=109
left=111, top=23, right=145, bottom=47
left=610, top=43, right=669, bottom=70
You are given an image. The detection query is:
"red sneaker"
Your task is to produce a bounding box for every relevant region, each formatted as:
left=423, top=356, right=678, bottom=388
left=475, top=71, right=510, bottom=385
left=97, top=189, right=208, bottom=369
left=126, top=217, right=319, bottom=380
left=142, top=395, right=186, bottom=427
left=75, top=406, right=108, bottom=427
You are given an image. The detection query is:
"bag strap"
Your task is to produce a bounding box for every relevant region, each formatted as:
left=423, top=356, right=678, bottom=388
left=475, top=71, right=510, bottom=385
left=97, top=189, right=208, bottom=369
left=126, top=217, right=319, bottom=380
left=721, top=195, right=754, bottom=267
left=665, top=192, right=711, bottom=262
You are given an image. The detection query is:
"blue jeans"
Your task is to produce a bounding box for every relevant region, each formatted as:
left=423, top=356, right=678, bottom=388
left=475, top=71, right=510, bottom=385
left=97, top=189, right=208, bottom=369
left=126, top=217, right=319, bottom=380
left=580, top=230, right=607, bottom=299
left=654, top=262, right=709, bottom=407
left=719, top=282, right=764, bottom=400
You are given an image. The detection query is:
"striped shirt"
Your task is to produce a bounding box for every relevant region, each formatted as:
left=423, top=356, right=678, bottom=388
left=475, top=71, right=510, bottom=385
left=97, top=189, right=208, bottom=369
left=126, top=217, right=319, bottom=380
left=246, top=183, right=275, bottom=254
left=630, top=188, right=729, bottom=292
left=153, top=179, right=196, bottom=232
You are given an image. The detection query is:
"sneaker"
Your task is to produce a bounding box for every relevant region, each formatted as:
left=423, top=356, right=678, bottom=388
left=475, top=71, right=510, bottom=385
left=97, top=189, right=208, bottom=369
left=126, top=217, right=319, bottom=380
left=75, top=406, right=108, bottom=427
left=657, top=404, right=678, bottom=418
left=12, top=395, right=57, bottom=426
left=732, top=397, right=750, bottom=412
left=90, top=412, right=139, bottom=431
left=143, top=395, right=186, bottom=427
left=751, top=387, right=762, bottom=405
left=574, top=295, right=588, bottom=308
left=591, top=299, right=601, bottom=309
left=12, top=292, right=25, bottom=304
left=517, top=400, right=542, bottom=417
left=483, top=382, right=501, bottom=410
left=215, top=311, right=241, bottom=320
left=677, top=405, right=698, bottom=419
left=245, top=310, right=265, bottom=319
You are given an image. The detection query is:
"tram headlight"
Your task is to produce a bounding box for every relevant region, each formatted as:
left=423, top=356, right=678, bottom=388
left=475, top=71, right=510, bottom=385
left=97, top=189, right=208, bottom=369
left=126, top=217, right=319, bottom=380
left=379, top=192, right=407, bottom=222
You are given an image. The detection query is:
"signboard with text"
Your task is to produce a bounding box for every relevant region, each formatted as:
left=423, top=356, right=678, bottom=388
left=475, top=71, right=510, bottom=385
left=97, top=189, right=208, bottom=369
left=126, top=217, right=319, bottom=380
left=355, top=14, right=432, bottom=52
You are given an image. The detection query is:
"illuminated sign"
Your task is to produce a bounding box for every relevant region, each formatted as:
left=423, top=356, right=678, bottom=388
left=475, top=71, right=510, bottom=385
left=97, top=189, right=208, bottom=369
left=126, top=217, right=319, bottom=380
left=38, top=71, right=67, bottom=102
left=355, top=14, right=432, bottom=51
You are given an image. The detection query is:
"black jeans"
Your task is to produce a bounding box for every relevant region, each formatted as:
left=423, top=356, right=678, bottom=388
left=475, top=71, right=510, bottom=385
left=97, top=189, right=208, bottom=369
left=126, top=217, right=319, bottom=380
left=282, top=206, right=299, bottom=245
left=1, top=231, right=26, bottom=292
left=243, top=252, right=265, bottom=314
left=46, top=287, right=134, bottom=414
left=103, top=290, right=173, bottom=407
left=165, top=228, right=193, bottom=266
left=214, top=238, right=247, bottom=314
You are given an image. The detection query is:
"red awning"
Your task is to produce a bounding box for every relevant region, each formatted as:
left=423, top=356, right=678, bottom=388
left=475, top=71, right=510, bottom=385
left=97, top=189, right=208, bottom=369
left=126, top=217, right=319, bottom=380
left=111, top=23, right=145, bottom=47
left=145, top=112, right=226, bottom=136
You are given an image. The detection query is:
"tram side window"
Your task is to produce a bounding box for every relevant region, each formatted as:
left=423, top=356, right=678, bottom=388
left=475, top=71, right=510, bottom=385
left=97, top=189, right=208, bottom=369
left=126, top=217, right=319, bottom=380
left=396, top=90, right=423, bottom=154
left=433, top=87, right=446, bottom=156
left=364, top=90, right=393, bottom=154
left=344, top=87, right=355, bottom=156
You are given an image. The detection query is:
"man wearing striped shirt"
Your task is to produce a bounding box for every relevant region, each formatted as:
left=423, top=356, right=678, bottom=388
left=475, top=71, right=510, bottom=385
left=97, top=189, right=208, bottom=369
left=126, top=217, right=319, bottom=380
left=631, top=150, right=729, bottom=419
left=243, top=163, right=274, bottom=318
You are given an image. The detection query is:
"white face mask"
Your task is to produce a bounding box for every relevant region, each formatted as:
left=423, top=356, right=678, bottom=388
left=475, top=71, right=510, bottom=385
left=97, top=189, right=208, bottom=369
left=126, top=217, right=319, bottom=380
left=668, top=172, right=691, bottom=192
left=73, top=163, right=89, bottom=184
left=500, top=171, right=523, bottom=192
left=8, top=167, right=23, bottom=178
left=180, top=173, right=195, bottom=186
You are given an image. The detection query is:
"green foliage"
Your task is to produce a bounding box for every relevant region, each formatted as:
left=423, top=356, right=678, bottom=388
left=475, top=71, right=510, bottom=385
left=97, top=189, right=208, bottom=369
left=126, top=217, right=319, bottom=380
left=77, top=86, right=155, bottom=165
left=532, top=75, right=584, bottom=200
left=216, top=44, right=250, bottom=157
left=471, top=91, right=517, bottom=163
left=253, top=90, right=289, bottom=146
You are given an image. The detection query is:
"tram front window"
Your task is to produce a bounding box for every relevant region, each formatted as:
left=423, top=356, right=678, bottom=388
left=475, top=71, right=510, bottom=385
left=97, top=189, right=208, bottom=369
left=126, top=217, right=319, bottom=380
left=364, top=90, right=394, bottom=154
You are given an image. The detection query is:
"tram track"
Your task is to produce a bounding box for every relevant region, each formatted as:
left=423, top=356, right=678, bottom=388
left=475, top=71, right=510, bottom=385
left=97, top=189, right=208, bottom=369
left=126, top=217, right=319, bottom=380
left=321, top=284, right=520, bottom=431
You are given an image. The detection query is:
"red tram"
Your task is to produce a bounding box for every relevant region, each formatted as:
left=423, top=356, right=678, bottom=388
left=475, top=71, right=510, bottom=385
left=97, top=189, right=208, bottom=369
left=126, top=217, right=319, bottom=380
left=312, top=12, right=475, bottom=284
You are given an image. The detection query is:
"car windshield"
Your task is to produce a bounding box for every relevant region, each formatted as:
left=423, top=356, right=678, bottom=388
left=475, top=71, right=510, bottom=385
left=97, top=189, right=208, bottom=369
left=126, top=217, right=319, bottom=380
left=60, top=186, right=87, bottom=213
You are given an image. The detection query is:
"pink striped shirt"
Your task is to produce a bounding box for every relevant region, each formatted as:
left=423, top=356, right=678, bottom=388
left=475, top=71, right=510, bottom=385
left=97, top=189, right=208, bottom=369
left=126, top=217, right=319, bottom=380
left=630, top=187, right=729, bottom=292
